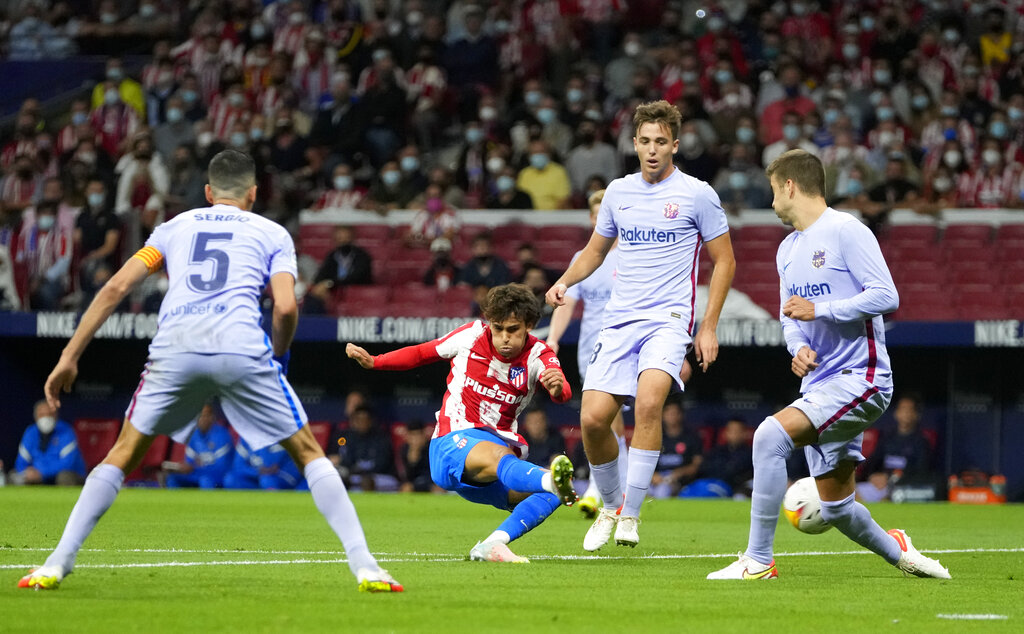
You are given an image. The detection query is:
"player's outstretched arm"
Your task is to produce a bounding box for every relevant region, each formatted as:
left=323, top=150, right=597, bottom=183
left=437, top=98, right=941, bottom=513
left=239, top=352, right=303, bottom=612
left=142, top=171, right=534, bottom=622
left=346, top=343, right=376, bottom=369
left=45, top=257, right=150, bottom=408
left=546, top=233, right=614, bottom=307
left=694, top=232, right=735, bottom=372
left=545, top=296, right=578, bottom=355
left=539, top=366, right=571, bottom=402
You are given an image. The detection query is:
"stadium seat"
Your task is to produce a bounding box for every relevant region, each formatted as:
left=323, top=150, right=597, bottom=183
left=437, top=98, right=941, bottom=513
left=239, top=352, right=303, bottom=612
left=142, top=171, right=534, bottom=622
left=954, top=290, right=1007, bottom=321
left=538, top=224, right=588, bottom=245
left=944, top=244, right=995, bottom=266
left=942, top=224, right=993, bottom=243
left=343, top=285, right=392, bottom=305
left=457, top=224, right=489, bottom=245
left=884, top=224, right=938, bottom=245
left=995, top=223, right=1024, bottom=241
left=388, top=262, right=430, bottom=286
left=127, top=435, right=170, bottom=483
left=167, top=442, right=186, bottom=463
left=438, top=285, right=474, bottom=312
left=73, top=418, right=121, bottom=471
left=1000, top=264, right=1024, bottom=286
left=389, top=301, right=443, bottom=317
left=891, top=245, right=942, bottom=266
left=994, top=239, right=1024, bottom=263
left=298, top=224, right=337, bottom=262
left=335, top=300, right=385, bottom=317
left=894, top=267, right=946, bottom=286
left=490, top=223, right=537, bottom=244
left=950, top=269, right=997, bottom=286
left=308, top=421, right=332, bottom=452
left=354, top=225, right=392, bottom=242
left=735, top=225, right=787, bottom=244
left=395, top=283, right=439, bottom=306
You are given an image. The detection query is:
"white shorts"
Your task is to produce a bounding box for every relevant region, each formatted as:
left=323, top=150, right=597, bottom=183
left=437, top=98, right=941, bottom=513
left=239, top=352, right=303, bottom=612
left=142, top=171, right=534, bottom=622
left=125, top=352, right=308, bottom=451
left=582, top=319, right=691, bottom=397
left=788, top=373, right=892, bottom=477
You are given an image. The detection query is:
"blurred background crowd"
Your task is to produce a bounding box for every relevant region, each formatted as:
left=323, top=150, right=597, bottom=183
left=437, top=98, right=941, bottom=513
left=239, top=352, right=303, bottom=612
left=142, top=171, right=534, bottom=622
left=1, top=0, right=1023, bottom=315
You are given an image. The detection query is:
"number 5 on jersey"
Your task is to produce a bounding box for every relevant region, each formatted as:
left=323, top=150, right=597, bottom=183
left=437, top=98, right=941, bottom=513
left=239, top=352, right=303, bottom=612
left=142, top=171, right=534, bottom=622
left=188, top=232, right=233, bottom=293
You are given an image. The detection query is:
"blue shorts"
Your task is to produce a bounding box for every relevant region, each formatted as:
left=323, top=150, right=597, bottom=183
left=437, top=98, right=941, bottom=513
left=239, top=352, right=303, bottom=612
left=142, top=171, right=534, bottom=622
left=429, top=428, right=514, bottom=511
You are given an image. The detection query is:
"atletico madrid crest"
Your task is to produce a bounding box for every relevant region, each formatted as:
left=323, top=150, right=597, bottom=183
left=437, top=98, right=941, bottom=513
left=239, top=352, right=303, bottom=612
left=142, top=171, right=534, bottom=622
left=663, top=202, right=680, bottom=219
left=509, top=366, right=526, bottom=389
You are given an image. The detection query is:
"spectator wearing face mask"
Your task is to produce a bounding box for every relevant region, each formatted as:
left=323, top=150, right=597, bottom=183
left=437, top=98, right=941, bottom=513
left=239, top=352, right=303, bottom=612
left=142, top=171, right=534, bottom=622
left=314, top=163, right=366, bottom=211
left=89, top=79, right=140, bottom=159
left=758, top=63, right=816, bottom=143
left=677, top=121, right=719, bottom=185
left=713, top=144, right=772, bottom=213
left=152, top=96, right=196, bottom=160
left=90, top=56, right=146, bottom=119
left=762, top=111, right=819, bottom=167
left=958, top=138, right=1017, bottom=208
left=566, top=120, right=620, bottom=203
left=15, top=200, right=72, bottom=309
left=9, top=400, right=85, bottom=486
left=422, top=237, right=458, bottom=291
left=516, top=139, right=570, bottom=210
left=487, top=165, right=534, bottom=210
left=407, top=183, right=460, bottom=246
left=363, top=160, right=409, bottom=213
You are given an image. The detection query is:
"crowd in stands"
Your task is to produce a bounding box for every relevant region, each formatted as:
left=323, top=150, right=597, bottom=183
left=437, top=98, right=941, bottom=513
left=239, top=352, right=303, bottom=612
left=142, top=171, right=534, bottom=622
left=2, top=0, right=1024, bottom=315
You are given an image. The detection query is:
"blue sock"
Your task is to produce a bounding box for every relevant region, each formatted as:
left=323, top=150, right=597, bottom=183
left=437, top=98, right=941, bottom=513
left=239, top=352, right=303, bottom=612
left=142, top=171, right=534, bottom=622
left=745, top=417, right=794, bottom=565
left=497, top=492, right=561, bottom=542
left=496, top=454, right=546, bottom=493
left=820, top=493, right=902, bottom=565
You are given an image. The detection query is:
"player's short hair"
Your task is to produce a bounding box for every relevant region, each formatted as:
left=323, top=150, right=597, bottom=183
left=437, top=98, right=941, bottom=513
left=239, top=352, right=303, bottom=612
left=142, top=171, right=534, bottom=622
left=208, top=149, right=256, bottom=199
left=588, top=188, right=605, bottom=211
left=765, top=149, right=826, bottom=198
left=633, top=100, right=682, bottom=141
left=481, top=283, right=542, bottom=329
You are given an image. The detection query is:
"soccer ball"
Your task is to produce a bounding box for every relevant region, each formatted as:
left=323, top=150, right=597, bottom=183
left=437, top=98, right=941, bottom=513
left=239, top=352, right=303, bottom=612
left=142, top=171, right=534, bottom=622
left=782, top=477, right=833, bottom=534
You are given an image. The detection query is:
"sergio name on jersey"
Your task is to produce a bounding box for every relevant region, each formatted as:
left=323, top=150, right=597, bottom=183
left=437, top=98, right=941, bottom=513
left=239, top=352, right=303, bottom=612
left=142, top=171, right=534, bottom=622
left=132, top=203, right=297, bottom=358
left=369, top=321, right=570, bottom=454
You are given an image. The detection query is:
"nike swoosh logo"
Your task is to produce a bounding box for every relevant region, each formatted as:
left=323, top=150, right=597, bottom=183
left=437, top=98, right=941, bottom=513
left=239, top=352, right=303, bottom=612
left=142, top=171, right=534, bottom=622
left=470, top=353, right=487, bottom=360
left=618, top=206, right=633, bottom=211
left=526, top=468, right=536, bottom=476
left=520, top=520, right=529, bottom=530
left=742, top=565, right=776, bottom=579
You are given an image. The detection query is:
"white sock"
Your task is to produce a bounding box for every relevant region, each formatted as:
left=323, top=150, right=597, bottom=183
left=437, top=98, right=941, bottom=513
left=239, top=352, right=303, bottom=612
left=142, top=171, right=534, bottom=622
left=45, top=463, right=124, bottom=573
left=583, top=475, right=600, bottom=501
left=616, top=433, right=629, bottom=492
left=621, top=447, right=660, bottom=518
left=304, top=457, right=377, bottom=575
left=589, top=458, right=622, bottom=509
left=484, top=530, right=511, bottom=544
left=541, top=472, right=553, bottom=493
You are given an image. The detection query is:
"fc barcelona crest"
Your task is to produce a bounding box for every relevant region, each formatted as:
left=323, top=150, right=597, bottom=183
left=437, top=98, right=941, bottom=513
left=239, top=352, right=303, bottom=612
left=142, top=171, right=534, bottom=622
left=509, top=366, right=526, bottom=389
left=812, top=249, right=826, bottom=268
left=663, top=202, right=680, bottom=219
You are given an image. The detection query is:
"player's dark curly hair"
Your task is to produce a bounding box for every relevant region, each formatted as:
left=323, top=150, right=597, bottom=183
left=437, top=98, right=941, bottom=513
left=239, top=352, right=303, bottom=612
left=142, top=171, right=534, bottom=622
left=481, top=283, right=541, bottom=328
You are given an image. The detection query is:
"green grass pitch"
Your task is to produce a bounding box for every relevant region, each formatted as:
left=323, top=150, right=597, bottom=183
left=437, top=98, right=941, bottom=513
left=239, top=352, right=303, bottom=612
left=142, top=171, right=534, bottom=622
left=1, top=487, right=1021, bottom=633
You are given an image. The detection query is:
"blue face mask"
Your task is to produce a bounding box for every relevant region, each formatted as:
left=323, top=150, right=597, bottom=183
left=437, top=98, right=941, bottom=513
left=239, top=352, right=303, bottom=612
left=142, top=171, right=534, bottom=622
left=465, top=128, right=484, bottom=144
left=715, top=69, right=734, bottom=84
left=728, top=171, right=749, bottom=190
left=529, top=153, right=549, bottom=170
left=536, top=108, right=557, bottom=125
left=88, top=192, right=105, bottom=207
left=381, top=170, right=401, bottom=186
left=1009, top=107, right=1024, bottom=122
left=566, top=88, right=584, bottom=104
left=877, top=106, right=895, bottom=121
left=846, top=179, right=863, bottom=196
left=250, top=128, right=264, bottom=141
left=166, top=107, right=184, bottom=123
left=400, top=156, right=420, bottom=172
left=72, top=112, right=88, bottom=126
left=182, top=90, right=199, bottom=104
left=989, top=121, right=1008, bottom=139
left=524, top=91, right=542, bottom=107
left=736, top=127, right=755, bottom=143
left=911, top=95, right=930, bottom=110
left=37, top=215, right=55, bottom=231
left=496, top=175, right=515, bottom=192
left=940, top=106, right=959, bottom=118
left=334, top=175, right=353, bottom=190
left=783, top=124, right=801, bottom=141
left=824, top=108, right=840, bottom=125
left=230, top=132, right=248, bottom=147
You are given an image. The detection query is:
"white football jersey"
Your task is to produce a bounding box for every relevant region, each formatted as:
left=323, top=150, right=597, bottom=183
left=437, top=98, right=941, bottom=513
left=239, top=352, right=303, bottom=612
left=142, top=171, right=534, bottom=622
left=777, top=207, right=897, bottom=392
left=134, top=203, right=297, bottom=357
left=594, top=168, right=729, bottom=332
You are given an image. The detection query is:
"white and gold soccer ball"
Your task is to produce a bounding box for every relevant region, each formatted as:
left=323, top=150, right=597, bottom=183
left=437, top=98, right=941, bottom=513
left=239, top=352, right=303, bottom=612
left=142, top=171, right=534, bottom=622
left=782, top=477, right=833, bottom=534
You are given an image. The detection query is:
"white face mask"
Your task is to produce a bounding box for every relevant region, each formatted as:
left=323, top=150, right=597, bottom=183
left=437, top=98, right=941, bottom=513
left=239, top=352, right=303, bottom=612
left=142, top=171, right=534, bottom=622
left=36, top=415, right=56, bottom=435
left=982, top=149, right=1001, bottom=166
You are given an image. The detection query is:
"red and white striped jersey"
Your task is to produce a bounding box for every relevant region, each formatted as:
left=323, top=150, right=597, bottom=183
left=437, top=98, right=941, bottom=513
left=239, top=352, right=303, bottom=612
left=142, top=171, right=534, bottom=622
left=371, top=320, right=570, bottom=454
